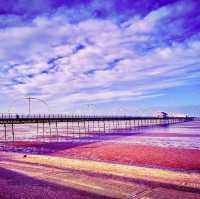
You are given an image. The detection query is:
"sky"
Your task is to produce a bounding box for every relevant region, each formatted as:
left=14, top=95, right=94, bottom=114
left=0, top=0, right=200, bottom=115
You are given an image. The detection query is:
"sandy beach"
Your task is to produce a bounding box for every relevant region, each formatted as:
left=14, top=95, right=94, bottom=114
left=53, top=142, right=200, bottom=170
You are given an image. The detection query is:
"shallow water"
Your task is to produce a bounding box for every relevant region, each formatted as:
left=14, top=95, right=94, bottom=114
left=113, top=121, right=200, bottom=150
left=0, top=120, right=200, bottom=150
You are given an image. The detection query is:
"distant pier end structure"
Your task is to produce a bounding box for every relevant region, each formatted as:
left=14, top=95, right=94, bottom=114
left=0, top=113, right=196, bottom=143
left=158, top=112, right=168, bottom=118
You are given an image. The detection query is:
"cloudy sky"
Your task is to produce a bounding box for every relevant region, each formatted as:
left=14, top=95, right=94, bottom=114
left=0, top=0, right=200, bottom=115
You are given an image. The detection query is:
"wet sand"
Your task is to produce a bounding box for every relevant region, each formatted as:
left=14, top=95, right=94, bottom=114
left=53, top=143, right=200, bottom=170
left=3, top=140, right=200, bottom=170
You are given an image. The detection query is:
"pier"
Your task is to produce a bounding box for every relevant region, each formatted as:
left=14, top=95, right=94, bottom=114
left=0, top=114, right=195, bottom=142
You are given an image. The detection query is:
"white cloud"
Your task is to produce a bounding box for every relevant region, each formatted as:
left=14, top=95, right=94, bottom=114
left=0, top=4, right=200, bottom=113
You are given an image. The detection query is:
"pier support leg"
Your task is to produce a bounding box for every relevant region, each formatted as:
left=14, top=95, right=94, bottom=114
left=72, top=122, right=75, bottom=139
left=36, top=122, right=39, bottom=139
left=113, top=120, right=115, bottom=131
left=78, top=121, right=81, bottom=138
left=115, top=120, right=117, bottom=129
left=49, top=121, right=52, bottom=137
left=56, top=121, right=58, bottom=141
left=129, top=120, right=131, bottom=130
left=125, top=120, right=127, bottom=129
left=117, top=120, right=120, bottom=129
left=66, top=121, right=69, bottom=137
left=11, top=123, right=14, bottom=143
left=4, top=124, right=7, bottom=141
left=93, top=120, right=95, bottom=133
left=43, top=121, right=45, bottom=140
left=83, top=120, right=86, bottom=136
left=87, top=121, right=90, bottom=136
left=98, top=120, right=100, bottom=136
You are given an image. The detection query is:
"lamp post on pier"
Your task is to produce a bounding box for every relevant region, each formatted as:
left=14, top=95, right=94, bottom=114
left=24, top=97, right=49, bottom=115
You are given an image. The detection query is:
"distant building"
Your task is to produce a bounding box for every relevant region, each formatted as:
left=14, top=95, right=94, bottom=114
left=171, top=113, right=188, bottom=117
left=158, top=112, right=168, bottom=118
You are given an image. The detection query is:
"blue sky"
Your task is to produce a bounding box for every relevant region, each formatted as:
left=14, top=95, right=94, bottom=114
left=0, top=0, right=200, bottom=115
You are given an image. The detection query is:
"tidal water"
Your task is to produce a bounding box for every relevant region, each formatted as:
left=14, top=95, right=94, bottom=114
left=0, top=120, right=199, bottom=150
